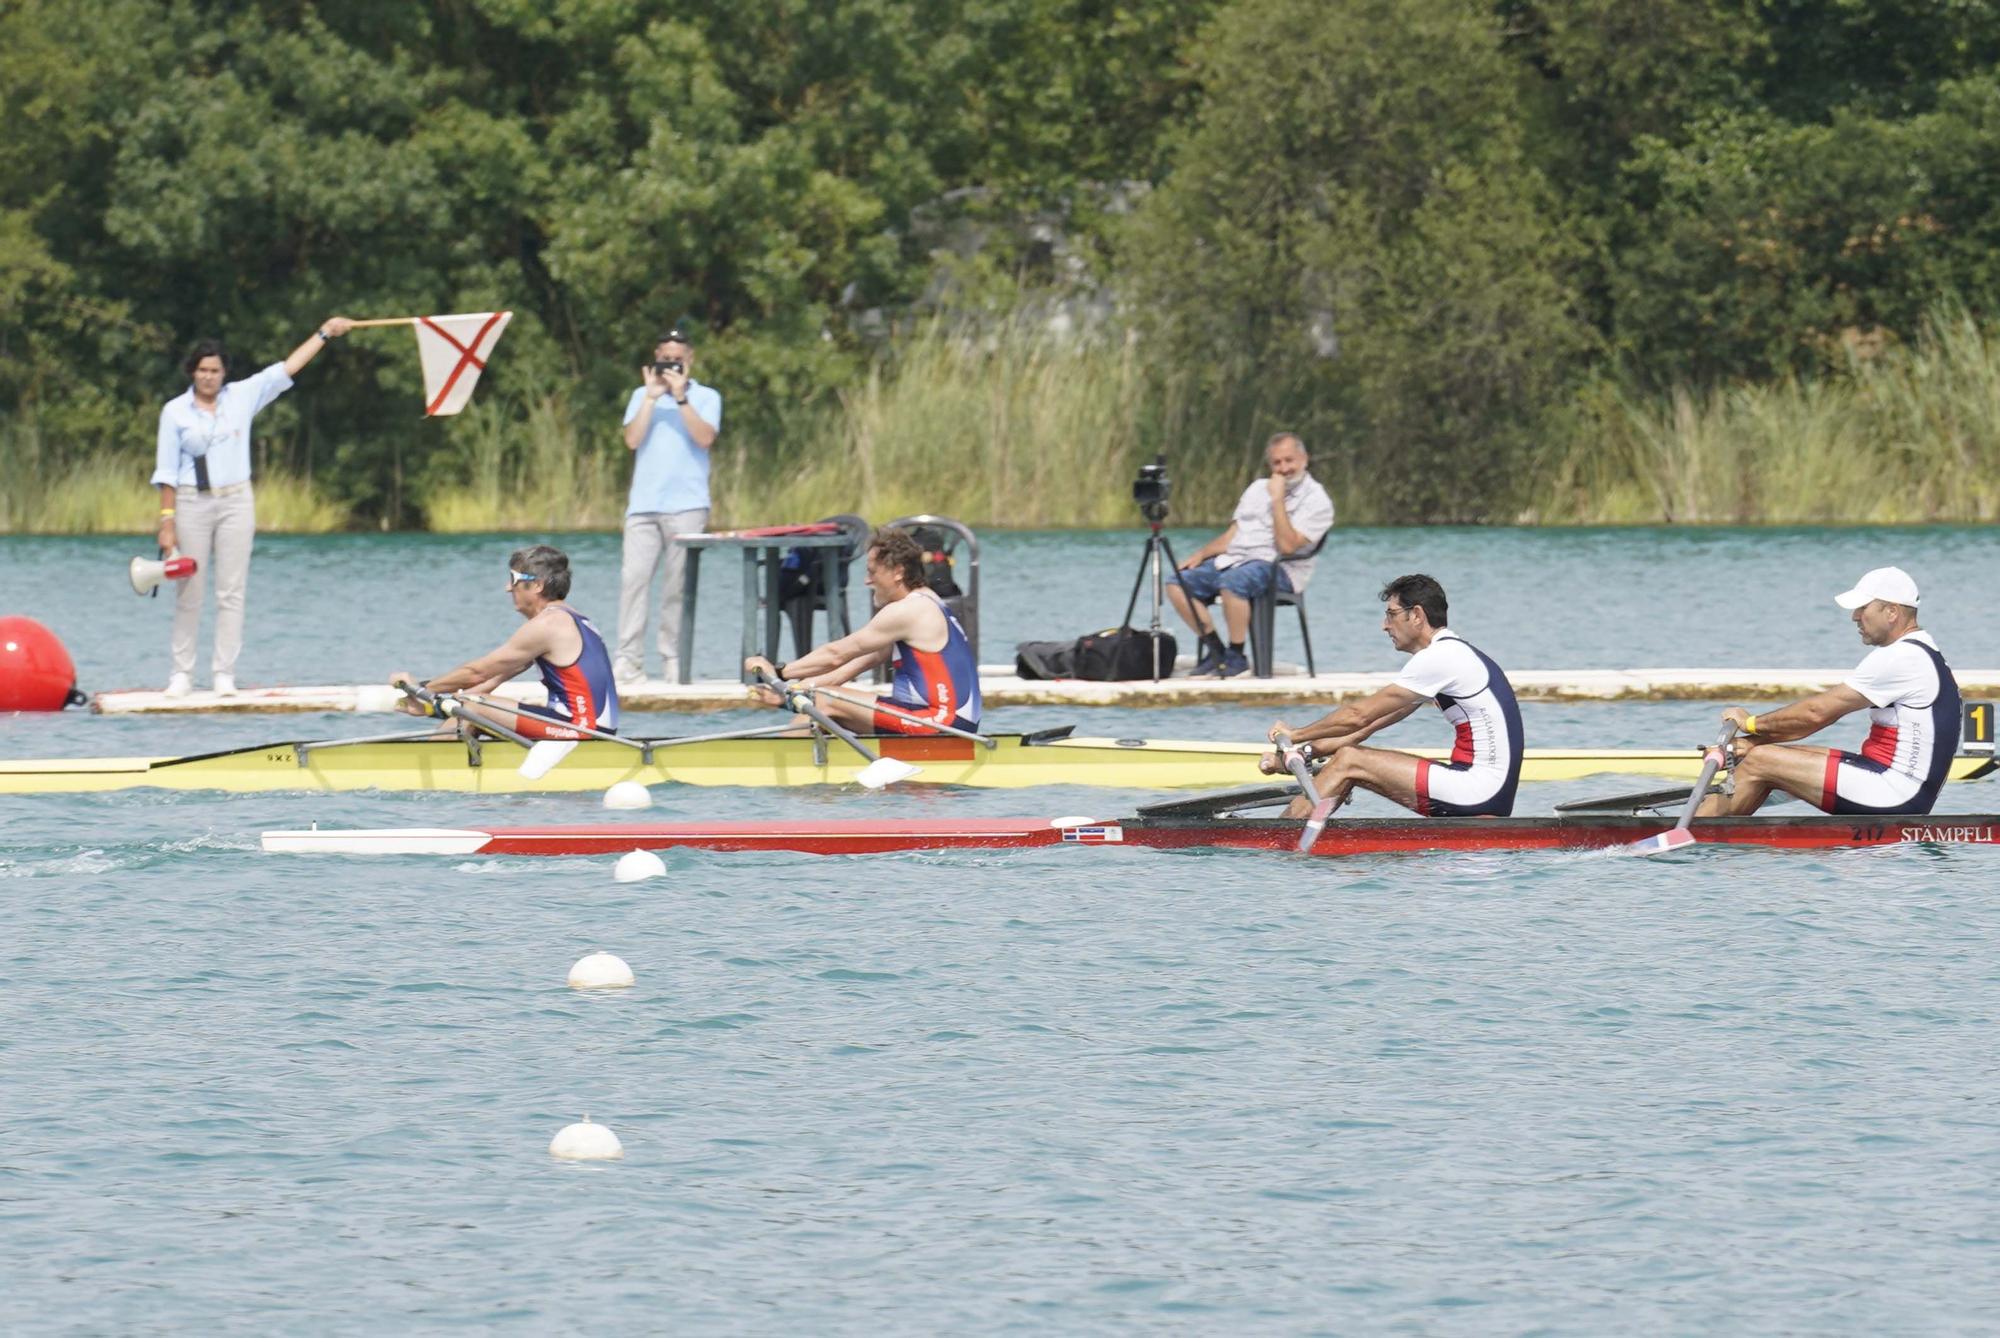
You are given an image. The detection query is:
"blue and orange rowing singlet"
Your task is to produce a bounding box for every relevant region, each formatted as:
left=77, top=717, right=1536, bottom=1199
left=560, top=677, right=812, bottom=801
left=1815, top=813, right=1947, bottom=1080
left=522, top=607, right=620, bottom=740
left=878, top=591, right=982, bottom=735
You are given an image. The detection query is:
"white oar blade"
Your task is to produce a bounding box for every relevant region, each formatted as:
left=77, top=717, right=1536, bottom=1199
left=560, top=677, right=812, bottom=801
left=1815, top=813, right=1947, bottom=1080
left=520, top=740, right=580, bottom=779
left=263, top=828, right=492, bottom=856
left=855, top=757, right=922, bottom=789
left=1629, top=827, right=1698, bottom=856
left=1297, top=799, right=1336, bottom=853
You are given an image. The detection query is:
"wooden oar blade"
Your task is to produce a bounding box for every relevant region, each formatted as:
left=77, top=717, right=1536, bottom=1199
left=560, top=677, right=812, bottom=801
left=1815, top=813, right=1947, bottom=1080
left=520, top=740, right=579, bottom=779
left=855, top=756, right=922, bottom=789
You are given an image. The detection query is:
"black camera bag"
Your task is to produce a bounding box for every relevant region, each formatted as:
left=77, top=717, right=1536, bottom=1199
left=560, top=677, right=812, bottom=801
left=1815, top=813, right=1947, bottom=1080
left=1013, top=639, right=1079, bottom=680
left=1075, top=626, right=1177, bottom=680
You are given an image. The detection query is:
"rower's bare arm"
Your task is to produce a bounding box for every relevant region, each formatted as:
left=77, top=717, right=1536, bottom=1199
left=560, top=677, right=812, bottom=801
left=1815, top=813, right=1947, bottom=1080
left=784, top=603, right=918, bottom=679
left=424, top=622, right=553, bottom=693
left=1283, top=685, right=1427, bottom=749
left=810, top=648, right=892, bottom=688
left=1726, top=685, right=1872, bottom=744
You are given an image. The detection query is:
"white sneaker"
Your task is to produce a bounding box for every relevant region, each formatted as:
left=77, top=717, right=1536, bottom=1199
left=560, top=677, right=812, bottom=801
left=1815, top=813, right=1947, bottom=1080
left=613, top=661, right=643, bottom=687
left=212, top=673, right=238, bottom=696
left=164, top=672, right=193, bottom=697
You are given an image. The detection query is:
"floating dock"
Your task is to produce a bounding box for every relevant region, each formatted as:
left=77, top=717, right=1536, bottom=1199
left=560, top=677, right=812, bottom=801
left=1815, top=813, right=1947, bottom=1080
left=88, top=667, right=2000, bottom=714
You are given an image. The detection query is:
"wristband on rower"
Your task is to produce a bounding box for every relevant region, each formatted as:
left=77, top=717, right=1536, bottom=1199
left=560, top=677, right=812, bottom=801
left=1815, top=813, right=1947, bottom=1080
left=1743, top=714, right=1759, bottom=736
left=159, top=508, right=175, bottom=518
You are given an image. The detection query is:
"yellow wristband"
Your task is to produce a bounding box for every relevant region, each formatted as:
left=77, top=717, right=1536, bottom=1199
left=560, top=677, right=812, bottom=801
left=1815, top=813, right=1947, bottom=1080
left=1743, top=714, right=1758, bottom=736
left=158, top=508, right=176, bottom=518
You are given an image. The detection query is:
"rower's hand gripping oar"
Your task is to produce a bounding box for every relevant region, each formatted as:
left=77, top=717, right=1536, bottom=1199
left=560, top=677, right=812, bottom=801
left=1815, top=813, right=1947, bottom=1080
left=1629, top=722, right=1738, bottom=854
left=756, top=670, right=920, bottom=789
left=1273, top=732, right=1336, bottom=853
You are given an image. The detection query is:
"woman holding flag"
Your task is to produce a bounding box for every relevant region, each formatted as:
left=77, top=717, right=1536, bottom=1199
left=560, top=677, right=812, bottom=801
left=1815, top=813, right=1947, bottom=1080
left=152, top=316, right=355, bottom=696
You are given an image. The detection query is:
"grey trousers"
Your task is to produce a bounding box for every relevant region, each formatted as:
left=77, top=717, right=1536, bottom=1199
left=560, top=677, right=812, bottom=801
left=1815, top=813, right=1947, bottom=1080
left=171, top=486, right=256, bottom=679
left=617, top=508, right=709, bottom=678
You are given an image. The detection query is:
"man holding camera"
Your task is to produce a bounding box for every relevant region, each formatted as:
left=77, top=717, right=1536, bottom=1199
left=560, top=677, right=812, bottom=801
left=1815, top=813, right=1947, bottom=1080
left=1166, top=432, right=1335, bottom=677
left=616, top=327, right=723, bottom=685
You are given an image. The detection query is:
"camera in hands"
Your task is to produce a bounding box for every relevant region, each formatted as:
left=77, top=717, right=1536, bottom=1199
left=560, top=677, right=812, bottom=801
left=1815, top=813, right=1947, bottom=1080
left=652, top=359, right=685, bottom=377
left=1133, top=454, right=1171, bottom=524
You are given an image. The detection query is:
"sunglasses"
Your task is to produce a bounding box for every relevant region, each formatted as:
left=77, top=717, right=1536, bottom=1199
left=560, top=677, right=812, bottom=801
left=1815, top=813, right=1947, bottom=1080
left=507, top=569, right=540, bottom=588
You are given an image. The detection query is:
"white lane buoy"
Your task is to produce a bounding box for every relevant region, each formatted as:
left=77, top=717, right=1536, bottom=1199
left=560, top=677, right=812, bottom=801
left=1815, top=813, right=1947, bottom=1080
left=613, top=849, right=666, bottom=883
left=568, top=951, right=635, bottom=989
left=549, top=1115, right=624, bottom=1161
left=603, top=780, right=653, bottom=810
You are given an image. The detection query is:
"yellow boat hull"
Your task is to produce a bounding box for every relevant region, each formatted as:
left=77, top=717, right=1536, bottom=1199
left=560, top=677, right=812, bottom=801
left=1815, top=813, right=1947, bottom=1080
left=0, top=733, right=1992, bottom=795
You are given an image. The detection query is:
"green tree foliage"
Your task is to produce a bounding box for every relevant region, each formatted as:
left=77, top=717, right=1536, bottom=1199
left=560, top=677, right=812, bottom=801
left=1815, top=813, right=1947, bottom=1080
left=4, top=0, right=1999, bottom=527
left=1124, top=0, right=1593, bottom=521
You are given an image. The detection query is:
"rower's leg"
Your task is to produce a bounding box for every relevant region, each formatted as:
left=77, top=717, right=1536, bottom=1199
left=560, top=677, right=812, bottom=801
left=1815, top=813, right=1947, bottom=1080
left=1696, top=743, right=1834, bottom=815
left=1310, top=745, right=1428, bottom=813
left=816, top=693, right=879, bottom=732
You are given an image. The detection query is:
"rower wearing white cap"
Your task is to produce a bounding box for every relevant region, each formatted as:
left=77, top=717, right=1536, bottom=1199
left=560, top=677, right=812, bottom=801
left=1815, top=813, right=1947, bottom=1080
left=1699, top=566, right=1960, bottom=817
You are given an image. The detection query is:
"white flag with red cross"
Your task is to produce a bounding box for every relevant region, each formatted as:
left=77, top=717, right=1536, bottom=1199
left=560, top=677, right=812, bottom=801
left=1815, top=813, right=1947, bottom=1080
left=410, top=312, right=512, bottom=416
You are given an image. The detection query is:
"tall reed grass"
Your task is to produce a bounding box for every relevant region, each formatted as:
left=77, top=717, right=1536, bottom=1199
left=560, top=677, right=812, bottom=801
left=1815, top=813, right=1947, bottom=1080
left=713, top=317, right=1191, bottom=527
left=1532, top=307, right=2000, bottom=523
left=0, top=414, right=347, bottom=533
left=420, top=394, right=628, bottom=532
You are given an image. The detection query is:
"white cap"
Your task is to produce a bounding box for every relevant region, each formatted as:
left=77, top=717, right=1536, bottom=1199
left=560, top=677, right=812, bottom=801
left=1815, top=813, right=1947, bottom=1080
left=1834, top=566, right=1920, bottom=610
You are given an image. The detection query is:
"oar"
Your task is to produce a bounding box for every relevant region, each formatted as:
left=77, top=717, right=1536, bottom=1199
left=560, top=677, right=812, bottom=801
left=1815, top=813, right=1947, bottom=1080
left=398, top=682, right=539, bottom=751
left=756, top=671, right=919, bottom=788
left=804, top=685, right=995, bottom=747
left=1273, top=732, right=1336, bottom=853
left=1629, top=723, right=1738, bottom=854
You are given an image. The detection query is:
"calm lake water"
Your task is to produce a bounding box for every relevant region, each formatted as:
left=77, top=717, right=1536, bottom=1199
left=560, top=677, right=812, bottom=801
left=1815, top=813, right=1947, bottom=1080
left=5, top=526, right=2000, bottom=1332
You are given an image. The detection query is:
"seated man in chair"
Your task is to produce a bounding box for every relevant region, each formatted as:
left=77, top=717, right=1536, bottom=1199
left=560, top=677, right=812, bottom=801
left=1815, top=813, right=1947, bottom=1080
left=1166, top=432, right=1335, bottom=677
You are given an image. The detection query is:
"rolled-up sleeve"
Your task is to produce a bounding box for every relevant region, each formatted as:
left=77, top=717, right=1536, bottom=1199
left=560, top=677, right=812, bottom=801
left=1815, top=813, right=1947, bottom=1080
left=151, top=407, right=180, bottom=487
left=242, top=362, right=296, bottom=413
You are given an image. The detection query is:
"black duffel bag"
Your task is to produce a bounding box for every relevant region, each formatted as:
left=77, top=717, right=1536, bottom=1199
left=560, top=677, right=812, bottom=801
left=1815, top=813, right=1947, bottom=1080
left=1016, top=627, right=1177, bottom=681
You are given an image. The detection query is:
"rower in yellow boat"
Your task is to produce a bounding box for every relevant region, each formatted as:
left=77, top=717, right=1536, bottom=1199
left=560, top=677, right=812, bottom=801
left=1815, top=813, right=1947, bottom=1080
left=746, top=527, right=982, bottom=736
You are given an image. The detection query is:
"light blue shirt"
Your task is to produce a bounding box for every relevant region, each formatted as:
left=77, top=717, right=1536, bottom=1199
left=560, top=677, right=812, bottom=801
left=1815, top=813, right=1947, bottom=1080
left=622, top=381, right=723, bottom=515
left=152, top=362, right=294, bottom=490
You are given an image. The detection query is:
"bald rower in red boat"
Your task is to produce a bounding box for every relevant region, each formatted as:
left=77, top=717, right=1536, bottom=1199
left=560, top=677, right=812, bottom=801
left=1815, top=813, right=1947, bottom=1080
left=1700, top=566, right=1959, bottom=817
left=391, top=544, right=620, bottom=740
left=747, top=527, right=982, bottom=735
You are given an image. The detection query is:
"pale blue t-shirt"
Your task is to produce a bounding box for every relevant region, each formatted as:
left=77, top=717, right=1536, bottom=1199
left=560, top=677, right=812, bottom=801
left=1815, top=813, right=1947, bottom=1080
left=622, top=381, right=723, bottom=515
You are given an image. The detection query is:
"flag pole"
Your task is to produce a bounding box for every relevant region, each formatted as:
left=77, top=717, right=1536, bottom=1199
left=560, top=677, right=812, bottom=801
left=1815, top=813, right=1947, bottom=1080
left=346, top=318, right=421, bottom=329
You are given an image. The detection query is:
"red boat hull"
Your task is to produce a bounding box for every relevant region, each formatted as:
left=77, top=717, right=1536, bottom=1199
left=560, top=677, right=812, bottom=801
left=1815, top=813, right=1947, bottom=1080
left=261, top=814, right=2000, bottom=857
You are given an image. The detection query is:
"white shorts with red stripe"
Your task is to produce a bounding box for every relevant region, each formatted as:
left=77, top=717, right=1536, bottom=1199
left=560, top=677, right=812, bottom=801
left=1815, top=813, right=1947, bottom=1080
left=1413, top=758, right=1514, bottom=817
left=1818, top=750, right=1924, bottom=816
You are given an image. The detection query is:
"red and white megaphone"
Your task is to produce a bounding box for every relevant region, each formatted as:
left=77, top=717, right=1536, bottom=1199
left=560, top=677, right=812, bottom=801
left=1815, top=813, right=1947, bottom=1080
left=130, top=553, right=198, bottom=595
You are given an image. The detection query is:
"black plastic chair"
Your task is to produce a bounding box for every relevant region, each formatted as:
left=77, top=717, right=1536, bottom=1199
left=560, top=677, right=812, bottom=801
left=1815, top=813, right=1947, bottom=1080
left=783, top=514, right=872, bottom=659
left=1248, top=532, right=1326, bottom=678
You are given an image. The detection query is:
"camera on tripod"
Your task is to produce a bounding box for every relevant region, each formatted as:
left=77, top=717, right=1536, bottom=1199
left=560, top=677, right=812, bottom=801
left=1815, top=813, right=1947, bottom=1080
left=1132, top=454, right=1171, bottom=523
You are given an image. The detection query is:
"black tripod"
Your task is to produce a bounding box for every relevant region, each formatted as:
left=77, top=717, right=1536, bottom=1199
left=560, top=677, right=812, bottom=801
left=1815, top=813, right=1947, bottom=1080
left=1120, top=508, right=1182, bottom=682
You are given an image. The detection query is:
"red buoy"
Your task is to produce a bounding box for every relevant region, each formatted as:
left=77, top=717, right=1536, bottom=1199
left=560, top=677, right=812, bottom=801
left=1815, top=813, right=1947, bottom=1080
left=0, top=616, right=85, bottom=710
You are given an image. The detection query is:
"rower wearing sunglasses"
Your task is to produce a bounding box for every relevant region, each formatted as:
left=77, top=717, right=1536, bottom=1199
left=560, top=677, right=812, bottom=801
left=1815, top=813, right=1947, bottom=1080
left=391, top=544, right=620, bottom=740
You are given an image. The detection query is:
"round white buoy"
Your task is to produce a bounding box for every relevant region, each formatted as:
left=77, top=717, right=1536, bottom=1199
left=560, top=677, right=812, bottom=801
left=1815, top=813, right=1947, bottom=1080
left=568, top=951, right=635, bottom=989
left=549, top=1116, right=624, bottom=1161
left=613, top=849, right=666, bottom=883
left=602, top=780, right=653, bottom=810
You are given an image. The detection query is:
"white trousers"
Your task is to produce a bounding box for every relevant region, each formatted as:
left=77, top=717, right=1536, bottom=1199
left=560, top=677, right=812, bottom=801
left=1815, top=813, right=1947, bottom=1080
left=171, top=486, right=256, bottom=679
left=617, top=508, right=709, bottom=677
